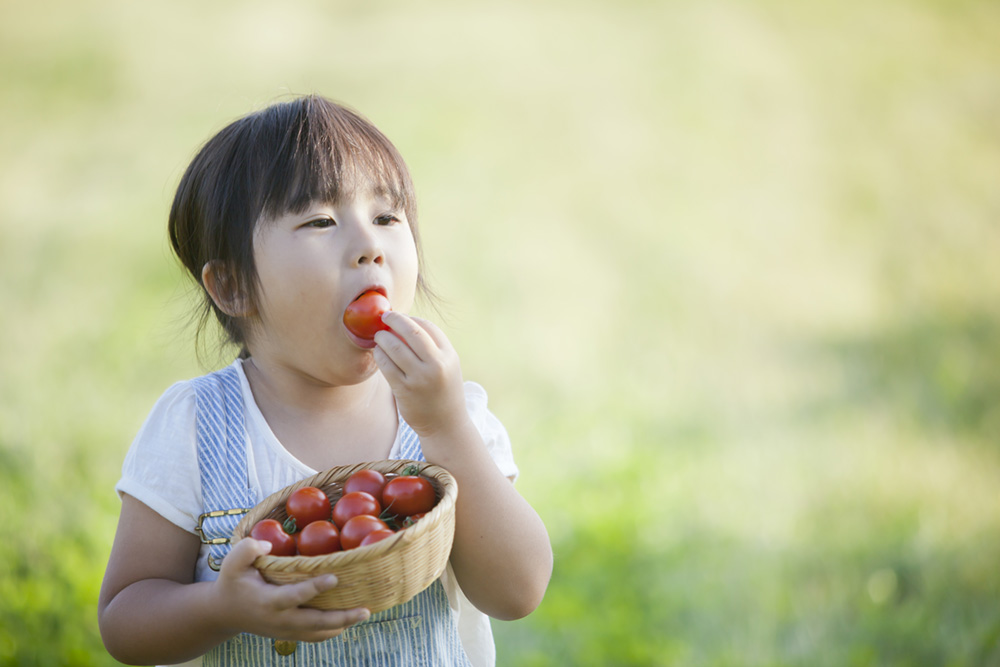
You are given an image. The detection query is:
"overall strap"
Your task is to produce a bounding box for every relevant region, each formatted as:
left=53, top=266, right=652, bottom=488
left=396, top=417, right=424, bottom=462
left=191, top=364, right=257, bottom=570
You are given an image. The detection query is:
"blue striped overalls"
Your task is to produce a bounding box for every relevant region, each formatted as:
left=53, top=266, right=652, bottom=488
left=191, top=365, right=471, bottom=666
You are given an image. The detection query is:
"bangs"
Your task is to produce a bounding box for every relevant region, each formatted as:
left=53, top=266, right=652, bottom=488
left=257, top=96, right=415, bottom=220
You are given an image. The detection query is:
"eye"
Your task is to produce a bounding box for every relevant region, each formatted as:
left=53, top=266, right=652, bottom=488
left=374, top=214, right=401, bottom=226
left=305, top=216, right=336, bottom=229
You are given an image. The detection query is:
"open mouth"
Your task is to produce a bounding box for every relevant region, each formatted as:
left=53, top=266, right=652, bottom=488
left=343, top=288, right=391, bottom=348
left=351, top=286, right=387, bottom=302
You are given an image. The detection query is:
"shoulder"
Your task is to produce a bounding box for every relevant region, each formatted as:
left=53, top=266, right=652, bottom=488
left=133, top=379, right=199, bottom=442
left=132, top=361, right=240, bottom=433
left=462, top=381, right=519, bottom=481
left=125, top=361, right=246, bottom=462
left=116, top=367, right=238, bottom=532
left=462, top=380, right=488, bottom=410
left=461, top=380, right=494, bottom=435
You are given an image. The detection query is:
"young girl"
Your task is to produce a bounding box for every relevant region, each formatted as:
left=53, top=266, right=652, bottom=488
left=98, top=95, right=552, bottom=667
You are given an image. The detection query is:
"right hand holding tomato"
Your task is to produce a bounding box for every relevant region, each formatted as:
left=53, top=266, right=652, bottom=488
left=372, top=313, right=469, bottom=442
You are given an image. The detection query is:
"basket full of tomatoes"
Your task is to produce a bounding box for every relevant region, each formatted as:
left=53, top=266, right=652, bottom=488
left=231, top=459, right=457, bottom=614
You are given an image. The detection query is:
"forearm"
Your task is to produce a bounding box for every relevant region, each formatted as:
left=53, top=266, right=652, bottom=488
left=99, top=578, right=232, bottom=666
left=422, top=421, right=553, bottom=620
left=371, top=314, right=552, bottom=616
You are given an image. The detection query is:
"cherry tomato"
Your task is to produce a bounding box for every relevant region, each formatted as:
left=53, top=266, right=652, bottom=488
left=250, top=519, right=296, bottom=557
left=331, top=491, right=381, bottom=529
left=343, top=469, right=387, bottom=505
left=360, top=528, right=395, bottom=547
left=297, top=520, right=342, bottom=556
left=401, top=512, right=426, bottom=529
left=285, top=486, right=332, bottom=529
left=343, top=291, right=392, bottom=340
left=382, top=476, right=436, bottom=517
left=341, top=515, right=390, bottom=550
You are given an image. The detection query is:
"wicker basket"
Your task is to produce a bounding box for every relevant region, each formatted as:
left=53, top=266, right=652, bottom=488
left=231, top=459, right=457, bottom=614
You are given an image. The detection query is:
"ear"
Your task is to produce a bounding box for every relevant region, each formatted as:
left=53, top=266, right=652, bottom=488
left=201, top=260, right=255, bottom=318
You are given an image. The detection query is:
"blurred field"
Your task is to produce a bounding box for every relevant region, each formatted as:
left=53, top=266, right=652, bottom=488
left=2, top=0, right=1000, bottom=665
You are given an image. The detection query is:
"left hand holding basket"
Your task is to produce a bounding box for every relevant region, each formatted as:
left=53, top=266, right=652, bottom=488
left=214, top=537, right=370, bottom=641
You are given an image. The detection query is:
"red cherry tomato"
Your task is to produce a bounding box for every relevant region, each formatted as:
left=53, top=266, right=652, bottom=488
left=285, top=486, right=332, bottom=528
left=341, top=515, right=390, bottom=550
left=343, top=469, right=387, bottom=506
left=331, top=491, right=381, bottom=529
left=382, top=476, right=436, bottom=517
left=250, top=519, right=296, bottom=557
left=296, top=520, right=341, bottom=556
left=343, top=291, right=392, bottom=340
left=360, top=528, right=395, bottom=547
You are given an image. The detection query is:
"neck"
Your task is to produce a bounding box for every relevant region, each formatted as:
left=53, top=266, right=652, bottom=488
left=240, top=356, right=399, bottom=468
left=242, top=356, right=386, bottom=418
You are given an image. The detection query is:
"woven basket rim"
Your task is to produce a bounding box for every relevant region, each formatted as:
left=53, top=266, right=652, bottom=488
left=232, top=459, right=457, bottom=573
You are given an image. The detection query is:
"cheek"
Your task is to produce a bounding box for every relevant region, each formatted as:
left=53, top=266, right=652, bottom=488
left=393, top=239, right=421, bottom=311
left=250, top=231, right=279, bottom=288
left=251, top=237, right=312, bottom=317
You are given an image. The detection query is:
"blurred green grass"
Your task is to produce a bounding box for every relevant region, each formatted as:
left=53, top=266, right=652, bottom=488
left=3, top=0, right=1000, bottom=665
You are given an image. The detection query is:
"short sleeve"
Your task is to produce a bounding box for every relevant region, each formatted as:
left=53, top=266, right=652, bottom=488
left=463, top=381, right=518, bottom=482
left=115, top=381, right=203, bottom=535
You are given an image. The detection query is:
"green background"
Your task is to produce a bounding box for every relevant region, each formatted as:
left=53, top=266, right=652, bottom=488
left=3, top=0, right=1000, bottom=665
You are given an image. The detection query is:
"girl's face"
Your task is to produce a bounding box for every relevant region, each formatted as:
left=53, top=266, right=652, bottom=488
left=245, top=187, right=420, bottom=385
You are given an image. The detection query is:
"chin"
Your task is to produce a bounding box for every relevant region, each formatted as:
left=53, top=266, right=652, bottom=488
left=346, top=354, right=381, bottom=384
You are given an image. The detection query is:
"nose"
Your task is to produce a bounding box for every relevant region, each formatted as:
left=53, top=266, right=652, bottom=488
left=350, top=226, right=384, bottom=267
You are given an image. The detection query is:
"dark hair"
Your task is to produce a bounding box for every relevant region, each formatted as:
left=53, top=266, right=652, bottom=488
left=168, top=95, right=426, bottom=358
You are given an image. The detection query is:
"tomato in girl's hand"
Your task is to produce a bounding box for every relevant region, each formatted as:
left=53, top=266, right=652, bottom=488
left=250, top=519, right=296, bottom=557
left=285, top=486, right=332, bottom=528
left=382, top=476, right=435, bottom=517
left=296, top=520, right=341, bottom=556
left=331, top=491, right=381, bottom=528
left=341, top=515, right=391, bottom=550
left=343, top=291, right=392, bottom=340
left=360, top=528, right=395, bottom=547
left=343, top=469, right=387, bottom=505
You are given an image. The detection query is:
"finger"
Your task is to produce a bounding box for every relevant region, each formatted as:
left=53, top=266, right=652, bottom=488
left=221, top=538, right=271, bottom=574
left=270, top=574, right=341, bottom=610
left=380, top=312, right=437, bottom=360
left=373, top=328, right=422, bottom=376
left=271, top=606, right=371, bottom=643
left=372, top=338, right=405, bottom=380
left=408, top=317, right=454, bottom=353
left=298, top=606, right=371, bottom=634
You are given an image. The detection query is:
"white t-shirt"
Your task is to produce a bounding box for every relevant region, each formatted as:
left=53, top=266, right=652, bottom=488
left=116, top=359, right=517, bottom=667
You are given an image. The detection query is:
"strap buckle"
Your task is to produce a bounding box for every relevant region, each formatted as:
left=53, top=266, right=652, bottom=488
left=195, top=508, right=250, bottom=571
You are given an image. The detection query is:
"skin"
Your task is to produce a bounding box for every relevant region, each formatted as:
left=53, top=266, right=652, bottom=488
left=98, top=188, right=553, bottom=665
